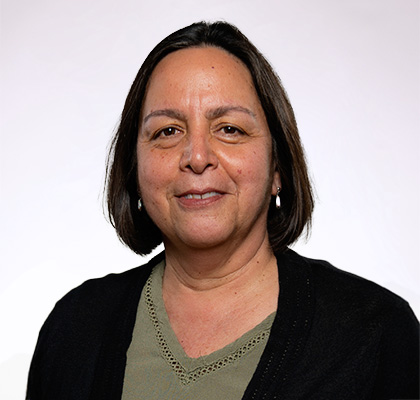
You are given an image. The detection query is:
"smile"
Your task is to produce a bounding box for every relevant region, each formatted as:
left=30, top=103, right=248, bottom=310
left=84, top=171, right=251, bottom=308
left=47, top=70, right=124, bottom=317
left=183, top=192, right=221, bottom=200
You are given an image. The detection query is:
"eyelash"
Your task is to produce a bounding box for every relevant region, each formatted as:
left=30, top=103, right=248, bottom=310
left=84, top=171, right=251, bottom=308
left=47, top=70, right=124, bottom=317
left=152, top=124, right=245, bottom=140
left=154, top=126, right=181, bottom=138
left=220, top=125, right=245, bottom=135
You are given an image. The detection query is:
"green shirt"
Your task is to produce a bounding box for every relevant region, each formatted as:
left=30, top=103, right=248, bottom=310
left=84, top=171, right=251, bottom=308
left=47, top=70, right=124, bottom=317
left=122, top=261, right=275, bottom=400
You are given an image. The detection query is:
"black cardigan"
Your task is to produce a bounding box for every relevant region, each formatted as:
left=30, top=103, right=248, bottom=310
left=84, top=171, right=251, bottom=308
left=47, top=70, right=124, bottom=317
left=26, top=250, right=419, bottom=399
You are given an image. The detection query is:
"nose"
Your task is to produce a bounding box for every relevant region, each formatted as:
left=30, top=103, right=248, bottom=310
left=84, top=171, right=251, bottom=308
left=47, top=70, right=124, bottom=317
left=179, top=129, right=218, bottom=174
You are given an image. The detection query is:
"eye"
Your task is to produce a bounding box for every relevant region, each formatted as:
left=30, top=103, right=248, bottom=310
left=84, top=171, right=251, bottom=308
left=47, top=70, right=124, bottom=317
left=221, top=125, right=244, bottom=135
left=155, top=126, right=181, bottom=138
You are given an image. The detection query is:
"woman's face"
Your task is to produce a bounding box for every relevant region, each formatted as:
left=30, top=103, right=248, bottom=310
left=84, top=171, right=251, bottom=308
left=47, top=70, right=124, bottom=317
left=137, top=47, right=280, bottom=250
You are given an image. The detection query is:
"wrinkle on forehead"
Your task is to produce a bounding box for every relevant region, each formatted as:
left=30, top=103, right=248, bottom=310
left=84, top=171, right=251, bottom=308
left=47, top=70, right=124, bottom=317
left=142, top=105, right=257, bottom=125
left=140, top=47, right=265, bottom=126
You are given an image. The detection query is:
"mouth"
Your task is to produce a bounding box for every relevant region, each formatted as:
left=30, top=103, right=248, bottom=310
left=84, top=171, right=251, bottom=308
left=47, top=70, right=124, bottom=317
left=182, top=191, right=221, bottom=200
left=176, top=189, right=225, bottom=207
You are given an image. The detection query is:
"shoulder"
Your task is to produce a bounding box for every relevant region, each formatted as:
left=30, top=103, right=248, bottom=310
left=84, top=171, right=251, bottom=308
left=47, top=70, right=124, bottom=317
left=36, top=252, right=165, bottom=348
left=285, top=250, right=419, bottom=364
left=279, top=249, right=419, bottom=345
left=26, top=252, right=165, bottom=398
left=279, top=250, right=419, bottom=397
left=51, top=252, right=164, bottom=322
left=284, top=249, right=415, bottom=318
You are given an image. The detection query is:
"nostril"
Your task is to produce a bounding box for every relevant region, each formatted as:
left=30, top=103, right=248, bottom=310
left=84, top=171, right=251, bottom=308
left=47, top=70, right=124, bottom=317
left=185, top=162, right=215, bottom=174
left=179, top=133, right=219, bottom=173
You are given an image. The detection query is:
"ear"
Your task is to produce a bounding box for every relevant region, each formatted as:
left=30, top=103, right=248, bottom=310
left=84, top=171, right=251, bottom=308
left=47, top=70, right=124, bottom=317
left=271, top=171, right=281, bottom=196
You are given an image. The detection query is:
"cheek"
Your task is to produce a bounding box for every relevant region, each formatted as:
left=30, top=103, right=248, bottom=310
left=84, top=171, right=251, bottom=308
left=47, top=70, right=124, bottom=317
left=137, top=150, right=161, bottom=193
left=137, top=148, right=176, bottom=202
left=233, top=147, right=272, bottom=185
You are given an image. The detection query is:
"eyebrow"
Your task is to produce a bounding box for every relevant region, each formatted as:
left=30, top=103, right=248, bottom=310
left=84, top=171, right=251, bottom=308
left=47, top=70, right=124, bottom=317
left=205, top=106, right=257, bottom=120
left=142, top=105, right=257, bottom=125
left=143, top=109, right=186, bottom=125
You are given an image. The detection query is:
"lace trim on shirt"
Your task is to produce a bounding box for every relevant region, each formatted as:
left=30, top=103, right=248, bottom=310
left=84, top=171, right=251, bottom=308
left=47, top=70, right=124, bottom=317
left=144, top=272, right=271, bottom=385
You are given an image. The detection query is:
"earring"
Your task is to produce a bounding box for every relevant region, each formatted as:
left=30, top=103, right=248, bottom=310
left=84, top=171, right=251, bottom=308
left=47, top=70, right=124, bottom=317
left=275, top=187, right=281, bottom=209
left=138, top=198, right=142, bottom=211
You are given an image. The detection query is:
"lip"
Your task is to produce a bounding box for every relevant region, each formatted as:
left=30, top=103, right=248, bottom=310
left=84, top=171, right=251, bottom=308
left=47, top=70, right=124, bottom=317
left=175, top=188, right=225, bottom=207
left=176, top=188, right=225, bottom=197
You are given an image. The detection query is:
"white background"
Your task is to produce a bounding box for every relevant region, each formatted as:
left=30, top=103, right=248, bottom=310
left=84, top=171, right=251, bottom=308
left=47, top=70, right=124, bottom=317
left=1, top=0, right=419, bottom=398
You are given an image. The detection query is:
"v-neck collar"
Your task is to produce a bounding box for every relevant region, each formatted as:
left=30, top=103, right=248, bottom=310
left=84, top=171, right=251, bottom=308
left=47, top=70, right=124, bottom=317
left=146, top=261, right=276, bottom=382
left=90, top=249, right=315, bottom=400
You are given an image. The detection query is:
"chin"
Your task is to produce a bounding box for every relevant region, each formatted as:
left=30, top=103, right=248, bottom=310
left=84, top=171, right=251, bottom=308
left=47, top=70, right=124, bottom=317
left=166, top=226, right=235, bottom=251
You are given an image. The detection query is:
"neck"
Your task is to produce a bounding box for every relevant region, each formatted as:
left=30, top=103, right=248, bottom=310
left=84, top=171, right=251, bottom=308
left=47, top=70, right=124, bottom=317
left=161, top=231, right=279, bottom=358
left=162, top=232, right=277, bottom=292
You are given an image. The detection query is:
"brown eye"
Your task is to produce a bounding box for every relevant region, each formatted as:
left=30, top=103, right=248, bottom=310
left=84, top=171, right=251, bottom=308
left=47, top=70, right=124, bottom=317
left=156, top=127, right=179, bottom=137
left=222, top=126, right=243, bottom=135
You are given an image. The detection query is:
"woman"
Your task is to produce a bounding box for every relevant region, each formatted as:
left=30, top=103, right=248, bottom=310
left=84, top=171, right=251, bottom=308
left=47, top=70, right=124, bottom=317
left=27, top=21, right=419, bottom=400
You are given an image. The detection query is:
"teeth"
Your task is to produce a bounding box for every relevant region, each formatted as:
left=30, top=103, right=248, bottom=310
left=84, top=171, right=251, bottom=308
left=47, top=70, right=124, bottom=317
left=201, top=191, right=218, bottom=199
left=184, top=192, right=219, bottom=199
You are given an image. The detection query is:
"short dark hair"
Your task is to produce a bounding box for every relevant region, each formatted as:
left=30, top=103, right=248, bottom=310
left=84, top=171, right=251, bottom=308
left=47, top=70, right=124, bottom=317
left=105, top=21, right=314, bottom=255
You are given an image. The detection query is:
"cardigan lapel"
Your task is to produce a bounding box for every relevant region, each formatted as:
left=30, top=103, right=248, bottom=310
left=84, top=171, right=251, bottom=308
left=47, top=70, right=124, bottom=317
left=89, top=253, right=164, bottom=400
left=242, top=249, right=316, bottom=399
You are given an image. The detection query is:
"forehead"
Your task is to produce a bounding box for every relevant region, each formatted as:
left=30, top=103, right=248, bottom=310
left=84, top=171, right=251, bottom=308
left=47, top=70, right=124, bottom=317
left=152, top=46, right=249, bottom=77
left=142, top=47, right=260, bottom=111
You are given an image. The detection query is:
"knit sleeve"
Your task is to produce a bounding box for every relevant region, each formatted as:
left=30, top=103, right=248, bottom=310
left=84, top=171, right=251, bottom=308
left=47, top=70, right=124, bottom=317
left=370, top=299, right=419, bottom=399
left=25, top=283, right=106, bottom=400
left=26, top=310, right=52, bottom=400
